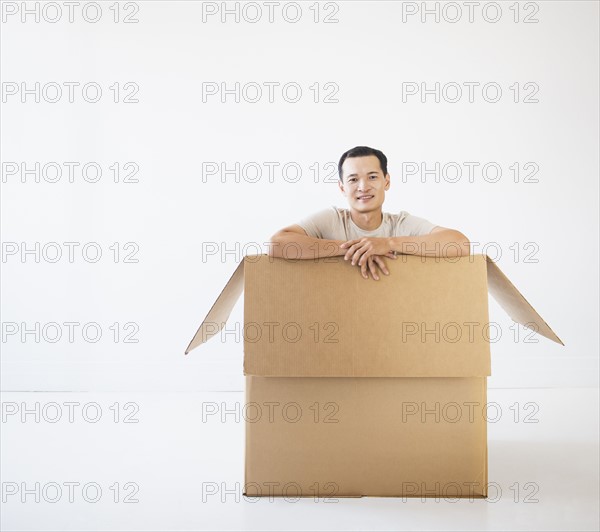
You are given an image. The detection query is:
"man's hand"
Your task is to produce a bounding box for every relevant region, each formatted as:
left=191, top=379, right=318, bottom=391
left=340, top=237, right=397, bottom=280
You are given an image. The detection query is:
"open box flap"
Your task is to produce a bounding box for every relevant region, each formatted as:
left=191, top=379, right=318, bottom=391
left=184, top=259, right=245, bottom=354
left=485, top=256, right=564, bottom=345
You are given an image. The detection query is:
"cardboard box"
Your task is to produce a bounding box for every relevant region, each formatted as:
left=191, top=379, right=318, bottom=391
left=185, top=254, right=562, bottom=498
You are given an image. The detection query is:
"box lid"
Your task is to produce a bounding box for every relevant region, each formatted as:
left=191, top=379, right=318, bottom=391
left=185, top=254, right=563, bottom=377
left=485, top=256, right=563, bottom=345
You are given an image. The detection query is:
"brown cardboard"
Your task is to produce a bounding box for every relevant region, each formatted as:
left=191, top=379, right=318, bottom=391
left=186, top=253, right=562, bottom=497
left=244, top=376, right=488, bottom=498
left=485, top=257, right=564, bottom=345
left=185, top=259, right=244, bottom=354
left=242, top=254, right=490, bottom=377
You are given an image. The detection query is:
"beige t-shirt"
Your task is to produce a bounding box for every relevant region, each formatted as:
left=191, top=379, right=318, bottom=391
left=297, top=206, right=437, bottom=240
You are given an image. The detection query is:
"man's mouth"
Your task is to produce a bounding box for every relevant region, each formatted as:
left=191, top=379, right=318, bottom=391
left=357, top=195, right=374, bottom=201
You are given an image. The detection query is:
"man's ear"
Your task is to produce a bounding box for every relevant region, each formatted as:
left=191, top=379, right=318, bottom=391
left=338, top=180, right=345, bottom=193
left=384, top=173, right=391, bottom=190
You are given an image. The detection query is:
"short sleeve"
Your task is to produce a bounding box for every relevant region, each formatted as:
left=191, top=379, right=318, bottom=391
left=397, top=212, right=437, bottom=237
left=297, top=207, right=338, bottom=239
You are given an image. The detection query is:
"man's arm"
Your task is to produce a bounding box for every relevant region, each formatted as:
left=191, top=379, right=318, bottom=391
left=267, top=225, right=346, bottom=260
left=340, top=226, right=470, bottom=268
left=388, top=226, right=470, bottom=257
left=267, top=225, right=397, bottom=280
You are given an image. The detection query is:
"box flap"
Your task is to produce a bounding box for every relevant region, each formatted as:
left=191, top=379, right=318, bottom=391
left=243, top=254, right=492, bottom=377
left=485, top=256, right=564, bottom=345
left=184, top=259, right=245, bottom=354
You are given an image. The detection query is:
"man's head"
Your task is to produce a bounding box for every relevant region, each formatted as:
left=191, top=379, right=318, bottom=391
left=338, top=146, right=390, bottom=214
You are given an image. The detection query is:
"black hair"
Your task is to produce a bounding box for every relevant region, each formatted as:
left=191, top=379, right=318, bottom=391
left=338, top=146, right=388, bottom=182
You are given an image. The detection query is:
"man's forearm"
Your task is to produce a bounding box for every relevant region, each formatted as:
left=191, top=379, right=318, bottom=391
left=388, top=230, right=470, bottom=257
left=268, top=232, right=345, bottom=259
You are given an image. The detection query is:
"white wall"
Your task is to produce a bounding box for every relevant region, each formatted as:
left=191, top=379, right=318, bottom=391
left=1, top=0, right=598, bottom=390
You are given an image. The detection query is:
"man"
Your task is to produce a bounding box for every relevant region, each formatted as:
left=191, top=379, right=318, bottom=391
left=268, top=146, right=470, bottom=280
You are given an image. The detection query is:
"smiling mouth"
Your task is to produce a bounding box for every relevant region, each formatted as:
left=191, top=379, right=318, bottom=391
left=357, top=195, right=374, bottom=201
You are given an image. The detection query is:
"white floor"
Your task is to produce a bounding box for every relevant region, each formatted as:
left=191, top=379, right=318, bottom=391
left=1, top=388, right=598, bottom=532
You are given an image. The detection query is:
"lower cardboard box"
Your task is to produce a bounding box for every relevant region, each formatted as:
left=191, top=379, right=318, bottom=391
left=244, top=376, right=488, bottom=498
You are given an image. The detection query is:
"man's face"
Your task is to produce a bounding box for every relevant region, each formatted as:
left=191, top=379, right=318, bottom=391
left=338, top=155, right=390, bottom=213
